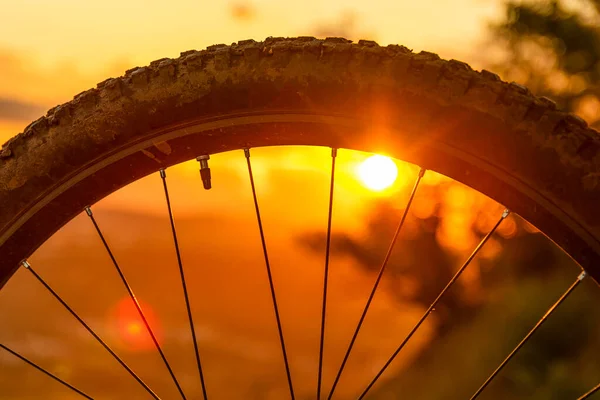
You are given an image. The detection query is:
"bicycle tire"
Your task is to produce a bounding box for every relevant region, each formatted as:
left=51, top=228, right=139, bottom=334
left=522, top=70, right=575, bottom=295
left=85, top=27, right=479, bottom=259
left=0, top=36, right=599, bottom=287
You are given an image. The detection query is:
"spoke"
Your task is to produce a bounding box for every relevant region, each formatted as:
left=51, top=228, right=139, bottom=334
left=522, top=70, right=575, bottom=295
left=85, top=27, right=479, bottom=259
left=244, top=148, right=295, bottom=400
left=470, top=270, right=587, bottom=400
left=1, top=343, right=93, bottom=399
left=160, top=169, right=209, bottom=400
left=357, top=209, right=510, bottom=400
left=578, top=382, right=600, bottom=400
left=85, top=207, right=186, bottom=400
left=326, top=168, right=426, bottom=400
left=317, top=148, right=337, bottom=400
left=20, top=261, right=160, bottom=399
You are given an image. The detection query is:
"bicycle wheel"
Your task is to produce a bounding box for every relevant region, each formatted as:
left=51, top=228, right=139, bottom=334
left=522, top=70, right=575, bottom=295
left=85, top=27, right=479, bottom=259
left=0, top=37, right=598, bottom=399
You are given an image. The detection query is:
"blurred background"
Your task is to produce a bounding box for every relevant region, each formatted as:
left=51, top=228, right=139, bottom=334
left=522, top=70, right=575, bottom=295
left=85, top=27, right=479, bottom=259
left=1, top=0, right=599, bottom=399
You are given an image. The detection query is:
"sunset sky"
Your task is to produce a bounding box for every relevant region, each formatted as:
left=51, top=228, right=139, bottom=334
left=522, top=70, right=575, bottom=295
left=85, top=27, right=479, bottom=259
left=0, top=3, right=530, bottom=398
left=6, top=1, right=598, bottom=399
left=0, top=0, right=502, bottom=143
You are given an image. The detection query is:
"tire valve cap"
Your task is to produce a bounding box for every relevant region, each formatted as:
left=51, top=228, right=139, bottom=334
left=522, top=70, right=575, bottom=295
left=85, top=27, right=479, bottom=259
left=196, top=155, right=212, bottom=190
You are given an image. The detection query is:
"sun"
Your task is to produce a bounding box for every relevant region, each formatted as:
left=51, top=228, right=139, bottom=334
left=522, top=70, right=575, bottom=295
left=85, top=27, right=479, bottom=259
left=357, top=155, right=398, bottom=191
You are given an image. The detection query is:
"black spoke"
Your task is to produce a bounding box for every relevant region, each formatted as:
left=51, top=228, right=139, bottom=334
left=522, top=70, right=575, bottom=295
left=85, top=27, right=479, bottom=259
left=160, top=169, right=209, bottom=400
left=357, top=209, right=510, bottom=400
left=20, top=261, right=160, bottom=399
left=470, top=270, right=587, bottom=400
left=85, top=207, right=186, bottom=400
left=317, top=148, right=337, bottom=400
left=244, top=148, right=295, bottom=400
left=0, top=342, right=93, bottom=399
left=578, top=382, right=600, bottom=400
left=327, top=168, right=426, bottom=400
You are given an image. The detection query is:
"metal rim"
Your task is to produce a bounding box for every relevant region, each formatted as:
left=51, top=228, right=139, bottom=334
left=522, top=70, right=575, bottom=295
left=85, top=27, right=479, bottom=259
left=1, top=111, right=598, bottom=288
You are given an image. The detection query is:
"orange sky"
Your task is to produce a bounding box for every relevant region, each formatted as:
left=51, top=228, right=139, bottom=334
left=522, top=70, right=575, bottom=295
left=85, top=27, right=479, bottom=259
left=0, top=0, right=501, bottom=141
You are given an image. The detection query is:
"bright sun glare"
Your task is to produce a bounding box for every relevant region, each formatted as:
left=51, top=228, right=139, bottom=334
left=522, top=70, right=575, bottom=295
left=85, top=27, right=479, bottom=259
left=357, top=155, right=398, bottom=191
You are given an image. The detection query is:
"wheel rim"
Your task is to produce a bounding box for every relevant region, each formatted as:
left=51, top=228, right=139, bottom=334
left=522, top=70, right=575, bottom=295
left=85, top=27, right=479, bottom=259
left=1, top=112, right=599, bottom=288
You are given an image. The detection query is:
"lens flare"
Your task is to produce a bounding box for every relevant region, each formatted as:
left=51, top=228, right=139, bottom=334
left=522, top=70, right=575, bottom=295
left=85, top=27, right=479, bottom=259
left=108, top=297, right=161, bottom=352
left=357, top=155, right=398, bottom=191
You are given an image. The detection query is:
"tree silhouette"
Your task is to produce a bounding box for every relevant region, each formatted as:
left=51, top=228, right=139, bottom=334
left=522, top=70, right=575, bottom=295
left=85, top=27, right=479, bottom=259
left=489, top=0, right=600, bottom=126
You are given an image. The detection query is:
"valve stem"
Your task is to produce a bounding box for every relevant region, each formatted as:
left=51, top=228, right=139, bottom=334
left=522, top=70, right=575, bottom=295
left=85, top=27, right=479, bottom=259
left=196, top=155, right=212, bottom=190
